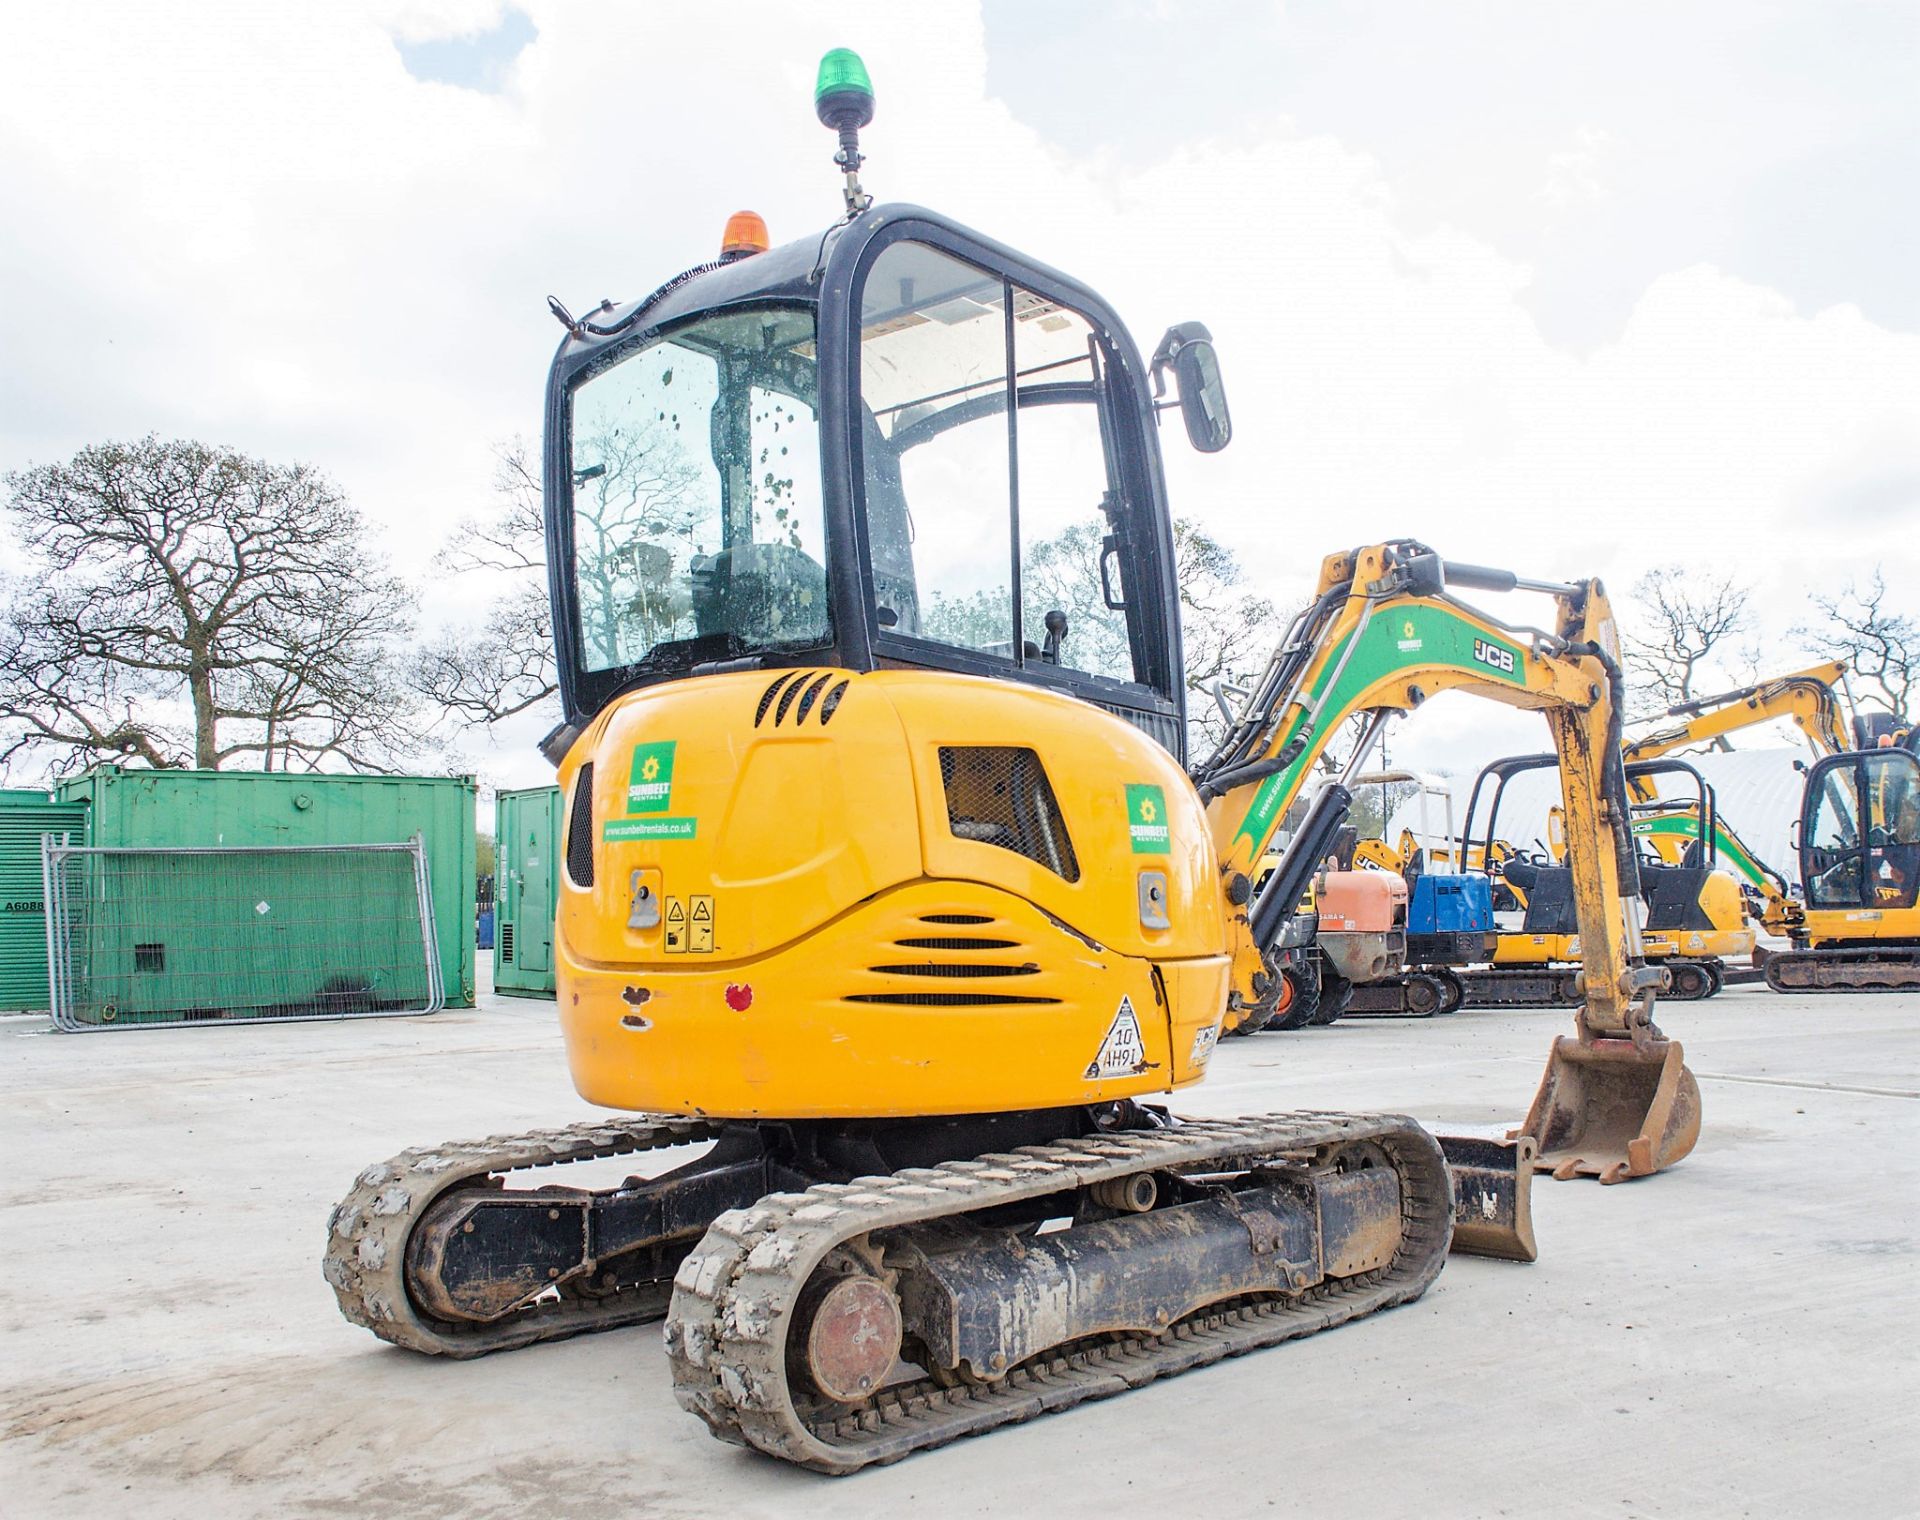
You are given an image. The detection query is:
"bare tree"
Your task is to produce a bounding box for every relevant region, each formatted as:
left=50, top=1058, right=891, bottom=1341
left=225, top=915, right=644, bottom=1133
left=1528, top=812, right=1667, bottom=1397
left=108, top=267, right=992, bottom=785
left=1796, top=569, right=1917, bottom=719
left=1348, top=776, right=1423, bottom=841
left=1172, top=520, right=1279, bottom=749
left=1620, top=566, right=1752, bottom=719
left=0, top=437, right=419, bottom=776
left=411, top=444, right=561, bottom=726
left=412, top=428, right=704, bottom=728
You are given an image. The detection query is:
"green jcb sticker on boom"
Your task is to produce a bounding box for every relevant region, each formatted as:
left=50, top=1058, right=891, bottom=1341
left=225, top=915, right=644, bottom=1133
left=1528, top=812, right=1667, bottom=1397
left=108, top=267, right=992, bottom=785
left=1232, top=606, right=1529, bottom=852
left=604, top=817, right=697, bottom=842
left=1126, top=784, right=1170, bottom=854
left=627, top=741, right=677, bottom=814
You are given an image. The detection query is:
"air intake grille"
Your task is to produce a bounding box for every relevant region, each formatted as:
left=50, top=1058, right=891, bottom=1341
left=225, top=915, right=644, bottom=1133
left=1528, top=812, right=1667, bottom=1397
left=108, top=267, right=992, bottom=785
left=937, top=747, right=1079, bottom=882
left=754, top=671, right=852, bottom=727
left=566, top=762, right=595, bottom=888
left=499, top=923, right=515, bottom=963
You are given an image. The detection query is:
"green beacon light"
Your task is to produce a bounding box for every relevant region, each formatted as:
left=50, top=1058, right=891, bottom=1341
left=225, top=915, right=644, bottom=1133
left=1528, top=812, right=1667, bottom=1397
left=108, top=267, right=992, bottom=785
left=814, top=48, right=875, bottom=214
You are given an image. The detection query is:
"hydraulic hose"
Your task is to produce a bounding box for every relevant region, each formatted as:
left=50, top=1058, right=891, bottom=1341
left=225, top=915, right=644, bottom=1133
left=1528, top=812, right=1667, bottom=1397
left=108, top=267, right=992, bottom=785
left=1565, top=639, right=1641, bottom=899
left=1249, top=783, right=1352, bottom=950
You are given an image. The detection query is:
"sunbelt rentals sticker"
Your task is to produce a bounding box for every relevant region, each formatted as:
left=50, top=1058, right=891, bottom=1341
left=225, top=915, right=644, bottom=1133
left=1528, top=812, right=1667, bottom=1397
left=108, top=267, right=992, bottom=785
left=627, top=741, right=677, bottom=812
left=1126, top=783, right=1170, bottom=854
left=605, top=739, right=698, bottom=841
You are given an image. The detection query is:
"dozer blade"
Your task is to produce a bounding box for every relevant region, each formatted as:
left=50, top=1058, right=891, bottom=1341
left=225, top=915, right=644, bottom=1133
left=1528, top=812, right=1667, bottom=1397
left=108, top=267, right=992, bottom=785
left=1516, top=1035, right=1701, bottom=1185
left=1437, top=1134, right=1538, bottom=1262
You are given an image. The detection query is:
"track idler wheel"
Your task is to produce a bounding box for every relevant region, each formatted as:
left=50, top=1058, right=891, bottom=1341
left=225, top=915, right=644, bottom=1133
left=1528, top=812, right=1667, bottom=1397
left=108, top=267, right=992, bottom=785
left=1516, top=1034, right=1702, bottom=1185
left=1403, top=974, right=1445, bottom=1017
left=1665, top=961, right=1713, bottom=1000
left=789, top=1248, right=904, bottom=1406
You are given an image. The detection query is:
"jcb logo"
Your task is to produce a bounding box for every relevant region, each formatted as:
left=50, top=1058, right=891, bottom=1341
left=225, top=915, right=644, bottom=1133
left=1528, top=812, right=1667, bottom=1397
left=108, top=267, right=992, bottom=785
left=1472, top=638, right=1516, bottom=674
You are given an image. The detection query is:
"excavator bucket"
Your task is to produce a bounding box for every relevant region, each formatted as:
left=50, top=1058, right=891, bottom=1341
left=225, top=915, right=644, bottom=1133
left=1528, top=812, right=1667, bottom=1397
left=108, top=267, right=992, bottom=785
left=1516, top=1035, right=1701, bottom=1185
left=1437, top=1134, right=1538, bottom=1262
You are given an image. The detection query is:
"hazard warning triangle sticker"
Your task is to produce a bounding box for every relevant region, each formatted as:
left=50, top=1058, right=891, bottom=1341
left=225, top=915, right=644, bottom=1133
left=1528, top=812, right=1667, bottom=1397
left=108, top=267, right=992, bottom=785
left=1085, top=996, right=1148, bottom=1080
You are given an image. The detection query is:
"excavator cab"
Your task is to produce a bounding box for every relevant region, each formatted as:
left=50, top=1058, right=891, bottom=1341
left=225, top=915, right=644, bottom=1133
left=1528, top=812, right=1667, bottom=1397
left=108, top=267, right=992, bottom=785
left=1762, top=725, right=1920, bottom=990
left=544, top=205, right=1214, bottom=763
left=1798, top=744, right=1920, bottom=916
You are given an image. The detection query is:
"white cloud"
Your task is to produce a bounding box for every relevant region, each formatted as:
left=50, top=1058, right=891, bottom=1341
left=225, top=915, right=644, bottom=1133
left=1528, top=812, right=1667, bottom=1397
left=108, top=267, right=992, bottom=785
left=1539, top=125, right=1616, bottom=209
left=1, top=1, right=1914, bottom=793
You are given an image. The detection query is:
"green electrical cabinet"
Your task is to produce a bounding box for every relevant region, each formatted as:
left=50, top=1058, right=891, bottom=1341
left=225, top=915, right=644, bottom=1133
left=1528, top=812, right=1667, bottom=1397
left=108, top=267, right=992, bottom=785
left=494, top=785, right=562, bottom=997
left=0, top=791, right=90, bottom=1012
left=54, top=767, right=478, bottom=1008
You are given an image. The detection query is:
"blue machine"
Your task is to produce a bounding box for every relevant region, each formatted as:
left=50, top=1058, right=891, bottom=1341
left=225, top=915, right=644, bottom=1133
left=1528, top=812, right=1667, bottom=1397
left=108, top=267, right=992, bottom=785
left=1405, top=872, right=1495, bottom=963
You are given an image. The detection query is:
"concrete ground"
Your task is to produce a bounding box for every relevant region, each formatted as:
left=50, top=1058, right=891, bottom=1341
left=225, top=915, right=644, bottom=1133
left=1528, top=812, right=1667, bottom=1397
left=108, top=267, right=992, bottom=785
left=2, top=982, right=1915, bottom=1519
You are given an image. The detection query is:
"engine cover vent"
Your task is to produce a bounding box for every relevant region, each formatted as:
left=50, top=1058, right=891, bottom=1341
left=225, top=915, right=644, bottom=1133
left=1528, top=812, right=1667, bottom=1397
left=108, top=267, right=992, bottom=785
left=937, top=747, right=1080, bottom=883
left=566, top=762, right=595, bottom=888
left=754, top=671, right=851, bottom=728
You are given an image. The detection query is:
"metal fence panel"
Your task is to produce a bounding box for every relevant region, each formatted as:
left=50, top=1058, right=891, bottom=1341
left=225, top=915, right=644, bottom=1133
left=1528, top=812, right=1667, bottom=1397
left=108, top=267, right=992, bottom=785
left=41, top=837, right=443, bottom=1031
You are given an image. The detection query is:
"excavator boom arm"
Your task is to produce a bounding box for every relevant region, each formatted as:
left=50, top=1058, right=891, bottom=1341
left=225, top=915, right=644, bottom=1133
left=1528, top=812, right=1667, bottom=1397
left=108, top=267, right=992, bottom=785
left=1624, top=660, right=1850, bottom=766
left=1197, top=542, right=1649, bottom=1039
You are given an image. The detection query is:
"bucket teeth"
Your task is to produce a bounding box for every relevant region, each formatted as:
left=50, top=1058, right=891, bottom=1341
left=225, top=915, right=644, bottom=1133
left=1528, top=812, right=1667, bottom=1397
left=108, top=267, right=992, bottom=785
left=1515, top=1034, right=1701, bottom=1184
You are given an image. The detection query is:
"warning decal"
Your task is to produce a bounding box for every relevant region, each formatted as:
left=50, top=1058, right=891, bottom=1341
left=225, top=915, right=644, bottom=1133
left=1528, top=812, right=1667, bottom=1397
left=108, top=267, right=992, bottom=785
left=689, top=894, right=714, bottom=953
left=664, top=897, right=686, bottom=953
left=1085, top=995, right=1149, bottom=1080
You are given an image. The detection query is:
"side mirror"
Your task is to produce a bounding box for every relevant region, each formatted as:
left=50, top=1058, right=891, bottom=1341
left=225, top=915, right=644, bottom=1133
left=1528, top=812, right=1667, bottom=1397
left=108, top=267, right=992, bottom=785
left=1150, top=322, right=1232, bottom=453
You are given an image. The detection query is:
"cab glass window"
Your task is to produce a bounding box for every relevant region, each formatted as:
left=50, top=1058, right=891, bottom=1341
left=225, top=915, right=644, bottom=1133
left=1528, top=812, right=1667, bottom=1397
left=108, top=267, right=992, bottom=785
left=857, top=243, right=1013, bottom=655
left=1805, top=761, right=1863, bottom=907
left=1864, top=751, right=1920, bottom=908
left=1012, top=298, right=1136, bottom=683
left=856, top=240, right=1140, bottom=682
left=568, top=305, right=827, bottom=674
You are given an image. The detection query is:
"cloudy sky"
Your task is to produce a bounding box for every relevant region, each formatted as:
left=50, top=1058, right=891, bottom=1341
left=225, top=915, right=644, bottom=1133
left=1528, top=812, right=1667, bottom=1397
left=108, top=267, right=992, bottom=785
left=3, top=1, right=1915, bottom=794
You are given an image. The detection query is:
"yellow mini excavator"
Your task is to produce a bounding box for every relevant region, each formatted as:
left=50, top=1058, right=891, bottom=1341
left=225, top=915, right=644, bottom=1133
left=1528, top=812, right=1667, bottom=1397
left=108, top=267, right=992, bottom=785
left=1614, top=659, right=1919, bottom=987
left=1772, top=725, right=1920, bottom=990
left=325, top=53, right=1698, bottom=1472
left=1451, top=753, right=1755, bottom=1003
left=1622, top=660, right=1851, bottom=942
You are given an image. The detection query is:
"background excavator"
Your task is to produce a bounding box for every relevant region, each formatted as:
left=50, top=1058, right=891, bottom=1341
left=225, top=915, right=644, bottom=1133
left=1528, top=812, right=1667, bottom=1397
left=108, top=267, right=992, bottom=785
left=1621, top=661, right=1850, bottom=943
left=324, top=52, right=1698, bottom=1472
left=1614, top=660, right=1918, bottom=988
left=1310, top=661, right=1858, bottom=1014
left=1281, top=753, right=1744, bottom=1016
left=1776, top=723, right=1919, bottom=989
left=1453, top=753, right=1755, bottom=1002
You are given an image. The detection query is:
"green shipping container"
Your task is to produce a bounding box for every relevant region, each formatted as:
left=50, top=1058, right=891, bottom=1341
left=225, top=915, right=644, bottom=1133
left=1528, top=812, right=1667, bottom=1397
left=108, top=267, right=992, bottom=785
left=494, top=784, right=562, bottom=997
left=0, top=793, right=90, bottom=1012
left=55, top=767, right=477, bottom=1007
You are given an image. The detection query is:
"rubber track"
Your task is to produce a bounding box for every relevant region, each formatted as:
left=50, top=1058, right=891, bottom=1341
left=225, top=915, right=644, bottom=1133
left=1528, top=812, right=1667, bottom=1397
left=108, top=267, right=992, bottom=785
left=1456, top=960, right=1721, bottom=1008
left=664, top=1110, right=1451, bottom=1474
left=1764, top=949, right=1920, bottom=993
left=323, top=1116, right=723, bottom=1357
